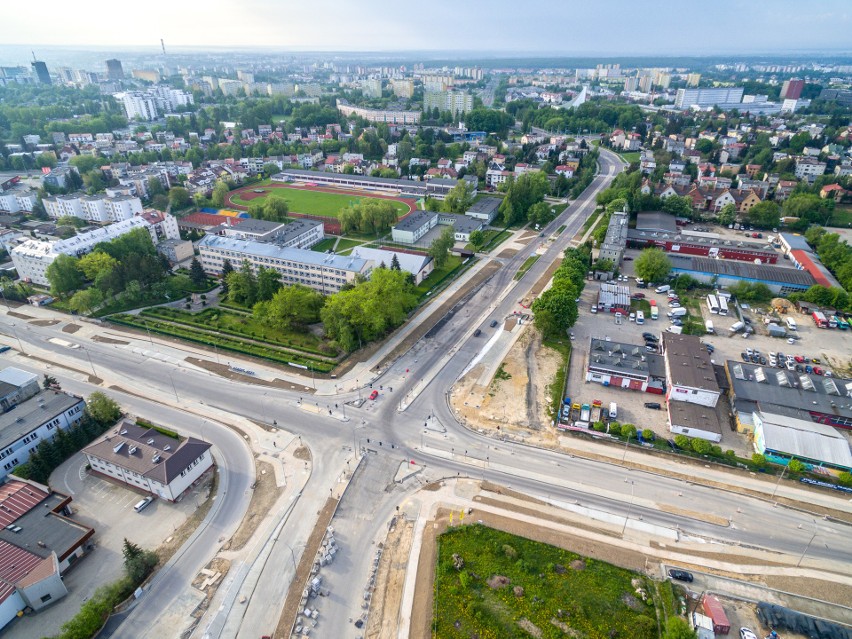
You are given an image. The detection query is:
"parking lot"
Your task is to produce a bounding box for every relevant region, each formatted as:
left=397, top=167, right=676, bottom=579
left=3, top=453, right=213, bottom=639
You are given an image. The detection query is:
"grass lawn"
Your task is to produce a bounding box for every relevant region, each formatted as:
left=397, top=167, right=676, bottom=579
left=433, top=524, right=660, bottom=639
left=414, top=255, right=463, bottom=299
left=230, top=186, right=411, bottom=219
left=581, top=208, right=604, bottom=235
left=480, top=229, right=512, bottom=252
left=618, top=151, right=641, bottom=163
left=514, top=254, right=540, bottom=280
left=827, top=206, right=852, bottom=228
left=332, top=238, right=368, bottom=253
left=310, top=238, right=338, bottom=252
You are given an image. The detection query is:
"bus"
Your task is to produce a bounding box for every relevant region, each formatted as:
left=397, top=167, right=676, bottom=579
left=706, top=295, right=720, bottom=314
left=718, top=296, right=729, bottom=316
left=636, top=310, right=645, bottom=324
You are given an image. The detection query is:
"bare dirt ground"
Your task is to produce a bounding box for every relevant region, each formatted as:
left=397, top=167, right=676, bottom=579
left=222, top=460, right=282, bottom=552
left=365, top=518, right=415, bottom=639
left=452, top=325, right=561, bottom=439
left=61, top=322, right=81, bottom=333
left=31, top=319, right=61, bottom=327
left=92, top=334, right=129, bottom=345
left=497, top=248, right=519, bottom=258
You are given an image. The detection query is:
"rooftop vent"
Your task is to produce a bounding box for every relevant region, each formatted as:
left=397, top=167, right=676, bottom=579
left=147, top=439, right=155, bottom=445
left=128, top=446, right=137, bottom=455
left=113, top=442, right=124, bottom=454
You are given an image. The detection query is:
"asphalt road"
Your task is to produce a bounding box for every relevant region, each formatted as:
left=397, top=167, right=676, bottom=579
left=2, top=148, right=850, bottom=638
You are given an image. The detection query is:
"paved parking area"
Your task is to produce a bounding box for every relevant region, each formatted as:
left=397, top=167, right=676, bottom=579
left=3, top=453, right=211, bottom=639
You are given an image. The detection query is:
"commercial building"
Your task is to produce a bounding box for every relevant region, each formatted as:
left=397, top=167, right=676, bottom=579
left=30, top=60, right=50, bottom=84
left=274, top=168, right=427, bottom=197
left=667, top=255, right=813, bottom=295
left=43, top=193, right=143, bottom=223
left=424, top=90, right=474, bottom=115
left=596, top=283, right=631, bottom=313
left=43, top=167, right=78, bottom=190
left=597, top=210, right=629, bottom=265
left=667, top=400, right=723, bottom=443
left=0, top=370, right=86, bottom=481
left=198, top=234, right=372, bottom=294
left=438, top=213, right=485, bottom=242
left=336, top=100, right=420, bottom=125
left=726, top=361, right=852, bottom=430
left=221, top=218, right=323, bottom=249
left=11, top=215, right=178, bottom=286
left=776, top=233, right=841, bottom=288
left=348, top=247, right=433, bottom=284
left=752, top=411, right=852, bottom=475
left=661, top=333, right=720, bottom=408
left=156, top=238, right=195, bottom=265
left=105, top=58, right=124, bottom=81
left=780, top=79, right=804, bottom=100
left=83, top=421, right=212, bottom=502
left=674, top=87, right=744, bottom=109
left=585, top=338, right=666, bottom=393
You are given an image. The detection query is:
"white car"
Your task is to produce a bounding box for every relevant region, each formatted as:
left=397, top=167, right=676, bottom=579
left=669, top=302, right=681, bottom=308
left=740, top=629, right=758, bottom=639
left=746, top=348, right=754, bottom=357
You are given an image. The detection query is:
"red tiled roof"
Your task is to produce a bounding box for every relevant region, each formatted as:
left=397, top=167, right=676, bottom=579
left=183, top=213, right=243, bottom=227
left=0, top=540, right=45, bottom=605
left=0, top=481, right=48, bottom=528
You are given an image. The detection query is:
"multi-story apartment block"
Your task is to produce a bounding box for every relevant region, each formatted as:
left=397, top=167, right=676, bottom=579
left=391, top=79, right=414, bottom=99
left=43, top=193, right=143, bottom=223
left=336, top=100, right=420, bottom=125
left=794, top=157, right=827, bottom=180
left=674, top=87, right=744, bottom=109
left=198, top=235, right=372, bottom=294
left=117, top=92, right=158, bottom=121
left=424, top=90, right=473, bottom=115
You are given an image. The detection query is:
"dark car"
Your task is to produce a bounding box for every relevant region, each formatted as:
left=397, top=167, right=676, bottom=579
left=642, top=332, right=657, bottom=341
left=631, top=292, right=646, bottom=299
left=668, top=569, right=694, bottom=582
left=741, top=352, right=749, bottom=361
left=759, top=356, right=767, bottom=365
left=805, top=365, right=813, bottom=374
left=703, top=343, right=715, bottom=353
left=490, top=320, right=499, bottom=328
left=473, top=329, right=481, bottom=337
left=644, top=402, right=662, bottom=410
left=795, top=364, right=804, bottom=373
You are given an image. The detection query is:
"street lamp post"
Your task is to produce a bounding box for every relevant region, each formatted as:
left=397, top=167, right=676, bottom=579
left=143, top=320, right=154, bottom=345
left=621, top=434, right=631, bottom=465
left=167, top=371, right=179, bottom=403
left=621, top=480, right=636, bottom=536
left=9, top=323, right=25, bottom=355
left=82, top=347, right=97, bottom=379
left=771, top=462, right=789, bottom=500
left=796, top=519, right=818, bottom=568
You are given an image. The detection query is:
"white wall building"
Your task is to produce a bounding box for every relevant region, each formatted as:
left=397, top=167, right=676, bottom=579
left=83, top=421, right=212, bottom=502
left=391, top=210, right=439, bottom=244
left=674, top=87, right=744, bottom=109
left=661, top=333, right=721, bottom=408
left=198, top=235, right=372, bottom=294
left=43, top=193, right=143, bottom=223
left=424, top=90, right=474, bottom=115
left=117, top=91, right=158, bottom=121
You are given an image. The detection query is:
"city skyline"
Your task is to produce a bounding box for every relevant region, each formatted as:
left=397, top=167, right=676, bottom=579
left=3, top=0, right=851, bottom=56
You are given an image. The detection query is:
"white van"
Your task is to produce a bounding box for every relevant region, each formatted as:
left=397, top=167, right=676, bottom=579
left=705, top=320, right=714, bottom=334
left=608, top=402, right=618, bottom=419
left=785, top=317, right=797, bottom=331
left=134, top=496, right=154, bottom=513
left=655, top=285, right=671, bottom=293
left=668, top=308, right=688, bottom=318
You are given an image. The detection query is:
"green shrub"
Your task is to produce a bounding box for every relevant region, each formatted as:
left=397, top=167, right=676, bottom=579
left=691, top=439, right=712, bottom=454
left=674, top=434, right=691, bottom=449
left=592, top=421, right=606, bottom=432
left=608, top=422, right=622, bottom=435
left=787, top=459, right=805, bottom=474
left=751, top=453, right=767, bottom=469
left=621, top=423, right=637, bottom=439
left=641, top=429, right=655, bottom=441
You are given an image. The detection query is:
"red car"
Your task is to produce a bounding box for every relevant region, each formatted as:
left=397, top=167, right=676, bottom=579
left=813, top=367, right=823, bottom=376
left=794, top=355, right=805, bottom=363
left=631, top=293, right=645, bottom=299
left=369, top=390, right=379, bottom=400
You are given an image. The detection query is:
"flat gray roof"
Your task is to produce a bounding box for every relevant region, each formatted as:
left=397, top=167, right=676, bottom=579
left=466, top=198, right=501, bottom=215
left=277, top=168, right=425, bottom=190
left=229, top=218, right=287, bottom=234
left=0, top=392, right=84, bottom=451
left=394, top=210, right=438, bottom=232
left=758, top=411, right=852, bottom=468
left=0, top=493, right=93, bottom=561
left=669, top=255, right=814, bottom=286
left=662, top=333, right=719, bottom=393
left=198, top=234, right=370, bottom=272
left=441, top=214, right=483, bottom=232
left=588, top=338, right=650, bottom=375
left=668, top=400, right=724, bottom=435
left=636, top=211, right=677, bottom=233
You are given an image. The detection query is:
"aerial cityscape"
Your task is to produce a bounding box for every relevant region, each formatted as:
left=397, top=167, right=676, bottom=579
left=0, top=4, right=851, bottom=639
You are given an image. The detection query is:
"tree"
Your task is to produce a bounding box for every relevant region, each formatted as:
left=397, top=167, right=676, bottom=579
left=787, top=459, right=806, bottom=474
left=86, top=392, right=121, bottom=426
left=442, top=181, right=474, bottom=214
left=716, top=203, right=737, bottom=227
left=428, top=226, right=455, bottom=268
left=45, top=254, right=83, bottom=296
left=664, top=617, right=697, bottom=639
left=256, top=267, right=282, bottom=302
left=189, top=258, right=207, bottom=287
left=226, top=260, right=258, bottom=306
left=68, top=287, right=104, bottom=315
left=746, top=201, right=780, bottom=229
left=634, top=248, right=672, bottom=283
left=390, top=253, right=401, bottom=271
left=263, top=162, right=281, bottom=176
left=662, top=195, right=693, bottom=218
left=262, top=197, right=289, bottom=222
left=42, top=374, right=59, bottom=390
left=220, top=259, right=234, bottom=295
left=78, top=252, right=118, bottom=281
left=168, top=186, right=191, bottom=209
left=211, top=181, right=230, bottom=207
left=254, top=284, right=325, bottom=331
left=592, top=258, right=615, bottom=273
left=468, top=229, right=486, bottom=251
left=146, top=177, right=165, bottom=198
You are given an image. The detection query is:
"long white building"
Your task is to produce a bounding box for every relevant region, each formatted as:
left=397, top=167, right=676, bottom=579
left=11, top=214, right=179, bottom=286
left=674, top=87, right=744, bottom=109
left=43, top=193, right=143, bottom=223
left=198, top=235, right=372, bottom=294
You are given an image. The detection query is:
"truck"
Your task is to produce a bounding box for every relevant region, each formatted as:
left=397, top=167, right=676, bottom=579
left=767, top=323, right=787, bottom=338
left=668, top=307, right=687, bottom=318
left=704, top=320, right=714, bottom=334
left=729, top=321, right=745, bottom=333
left=812, top=311, right=828, bottom=328
left=650, top=300, right=659, bottom=320
left=701, top=594, right=731, bottom=635
left=590, top=400, right=602, bottom=424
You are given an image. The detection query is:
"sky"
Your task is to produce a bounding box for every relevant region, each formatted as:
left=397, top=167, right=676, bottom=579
left=4, top=0, right=851, bottom=56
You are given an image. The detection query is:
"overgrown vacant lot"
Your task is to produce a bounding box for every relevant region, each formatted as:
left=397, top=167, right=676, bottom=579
left=434, top=524, right=661, bottom=639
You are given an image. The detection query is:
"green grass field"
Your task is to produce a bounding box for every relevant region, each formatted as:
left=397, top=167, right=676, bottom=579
left=433, top=524, right=661, bottom=639
left=231, top=186, right=411, bottom=219
left=618, top=151, right=641, bottom=163
left=514, top=254, right=540, bottom=280
left=827, top=206, right=852, bottom=228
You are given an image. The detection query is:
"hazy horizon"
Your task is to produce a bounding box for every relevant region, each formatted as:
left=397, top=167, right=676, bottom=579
left=2, top=0, right=850, bottom=64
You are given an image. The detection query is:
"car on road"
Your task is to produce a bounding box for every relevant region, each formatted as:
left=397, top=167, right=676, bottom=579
left=740, top=629, right=758, bottom=639
left=644, top=402, right=662, bottom=410
left=490, top=320, right=499, bottom=328
left=668, top=569, right=694, bottom=582
left=473, top=329, right=481, bottom=337
left=369, top=390, right=379, bottom=400
left=134, top=496, right=154, bottom=513
left=0, top=346, right=10, bottom=354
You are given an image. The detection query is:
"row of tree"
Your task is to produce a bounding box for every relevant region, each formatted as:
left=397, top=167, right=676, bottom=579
left=498, top=171, right=550, bottom=226
left=339, top=199, right=400, bottom=235
left=532, top=246, right=590, bottom=339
